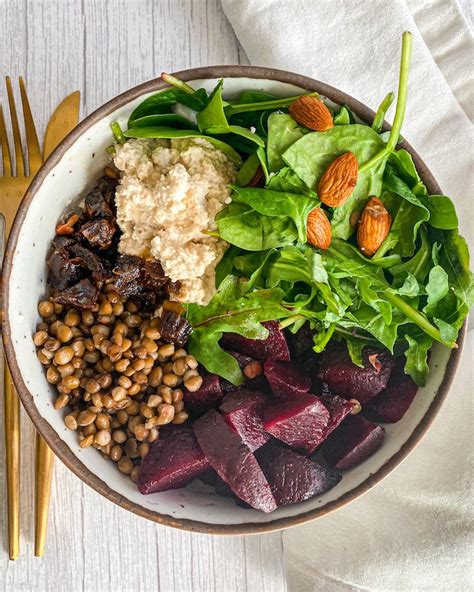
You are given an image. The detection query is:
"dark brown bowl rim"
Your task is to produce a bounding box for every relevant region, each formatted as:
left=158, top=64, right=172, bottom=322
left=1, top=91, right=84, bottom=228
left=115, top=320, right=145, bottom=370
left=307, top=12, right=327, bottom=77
left=2, top=65, right=467, bottom=535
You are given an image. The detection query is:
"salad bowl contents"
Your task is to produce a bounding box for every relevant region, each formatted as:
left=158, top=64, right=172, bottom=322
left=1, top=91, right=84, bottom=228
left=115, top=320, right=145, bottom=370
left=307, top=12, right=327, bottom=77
left=4, top=32, right=472, bottom=530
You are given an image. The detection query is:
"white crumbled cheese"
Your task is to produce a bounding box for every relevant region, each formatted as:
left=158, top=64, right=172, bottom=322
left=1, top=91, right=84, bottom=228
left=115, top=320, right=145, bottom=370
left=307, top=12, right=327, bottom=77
left=113, top=137, right=236, bottom=305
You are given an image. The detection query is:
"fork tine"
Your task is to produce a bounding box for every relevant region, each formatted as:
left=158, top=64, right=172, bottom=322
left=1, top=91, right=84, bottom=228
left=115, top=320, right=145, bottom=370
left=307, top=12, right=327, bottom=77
left=0, top=103, right=12, bottom=176
left=19, top=77, right=42, bottom=174
left=5, top=76, right=25, bottom=177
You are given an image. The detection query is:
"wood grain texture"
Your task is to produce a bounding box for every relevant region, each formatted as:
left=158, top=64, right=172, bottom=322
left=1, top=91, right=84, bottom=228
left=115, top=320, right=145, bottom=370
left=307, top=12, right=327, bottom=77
left=0, top=1, right=284, bottom=590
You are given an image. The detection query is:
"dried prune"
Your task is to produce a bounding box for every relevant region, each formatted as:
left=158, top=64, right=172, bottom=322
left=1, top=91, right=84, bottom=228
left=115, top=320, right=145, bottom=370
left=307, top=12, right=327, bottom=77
left=142, top=260, right=168, bottom=290
left=47, top=248, right=83, bottom=290
left=68, top=244, right=109, bottom=281
left=84, top=188, right=114, bottom=219
left=113, top=255, right=143, bottom=298
left=52, top=278, right=99, bottom=309
left=80, top=218, right=116, bottom=249
left=160, top=310, right=192, bottom=346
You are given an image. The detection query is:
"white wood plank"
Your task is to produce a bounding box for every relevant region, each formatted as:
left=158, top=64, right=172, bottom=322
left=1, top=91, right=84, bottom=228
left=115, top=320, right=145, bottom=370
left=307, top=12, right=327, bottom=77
left=0, top=1, right=287, bottom=591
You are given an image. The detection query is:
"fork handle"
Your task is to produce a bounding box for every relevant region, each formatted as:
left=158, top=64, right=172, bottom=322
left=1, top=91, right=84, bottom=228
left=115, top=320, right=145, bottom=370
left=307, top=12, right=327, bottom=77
left=34, top=433, right=54, bottom=556
left=4, top=359, right=20, bottom=560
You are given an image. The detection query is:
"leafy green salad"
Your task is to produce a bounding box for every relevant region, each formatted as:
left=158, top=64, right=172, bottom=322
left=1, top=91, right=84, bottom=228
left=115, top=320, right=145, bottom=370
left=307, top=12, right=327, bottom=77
left=111, top=32, right=473, bottom=389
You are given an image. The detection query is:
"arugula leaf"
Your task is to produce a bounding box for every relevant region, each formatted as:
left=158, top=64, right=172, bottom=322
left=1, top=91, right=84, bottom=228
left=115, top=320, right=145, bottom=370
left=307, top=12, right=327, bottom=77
left=186, top=276, right=292, bottom=384
left=426, top=195, right=459, bottom=230
left=267, top=113, right=308, bottom=172
left=404, top=334, right=432, bottom=386
left=425, top=266, right=449, bottom=308
left=344, top=335, right=366, bottom=367
left=231, top=186, right=318, bottom=243
left=390, top=228, right=432, bottom=285
left=397, top=273, right=420, bottom=298
left=216, top=203, right=298, bottom=250
left=283, top=125, right=388, bottom=238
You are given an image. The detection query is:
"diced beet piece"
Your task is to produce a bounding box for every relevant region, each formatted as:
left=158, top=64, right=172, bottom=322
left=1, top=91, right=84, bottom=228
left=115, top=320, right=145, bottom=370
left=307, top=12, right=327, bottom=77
left=264, top=359, right=311, bottom=398
left=322, top=415, right=385, bottom=470
left=137, top=425, right=210, bottom=494
left=365, top=358, right=419, bottom=423
left=219, top=390, right=270, bottom=451
left=319, top=393, right=355, bottom=440
left=316, top=344, right=395, bottom=404
left=263, top=394, right=329, bottom=454
left=220, top=321, right=290, bottom=361
left=183, top=374, right=224, bottom=414
left=193, top=410, right=277, bottom=512
left=52, top=278, right=99, bottom=309
left=160, top=310, right=192, bottom=346
left=256, top=441, right=341, bottom=505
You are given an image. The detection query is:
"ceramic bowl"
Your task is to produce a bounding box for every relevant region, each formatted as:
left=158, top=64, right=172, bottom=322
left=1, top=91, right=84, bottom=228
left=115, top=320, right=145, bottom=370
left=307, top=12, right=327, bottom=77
left=2, top=66, right=466, bottom=534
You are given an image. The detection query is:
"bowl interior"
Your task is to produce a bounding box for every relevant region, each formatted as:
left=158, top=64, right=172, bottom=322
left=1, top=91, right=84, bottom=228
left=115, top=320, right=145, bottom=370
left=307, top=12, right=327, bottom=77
left=5, top=72, right=459, bottom=531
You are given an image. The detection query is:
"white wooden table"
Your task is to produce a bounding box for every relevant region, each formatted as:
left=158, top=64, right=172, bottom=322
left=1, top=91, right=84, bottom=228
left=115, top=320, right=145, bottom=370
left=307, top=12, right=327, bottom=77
left=0, top=1, right=287, bottom=590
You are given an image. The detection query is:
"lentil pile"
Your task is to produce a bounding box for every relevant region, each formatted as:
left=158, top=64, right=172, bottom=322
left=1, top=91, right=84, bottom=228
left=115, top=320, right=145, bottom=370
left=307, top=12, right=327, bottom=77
left=35, top=288, right=201, bottom=480
left=34, top=168, right=201, bottom=481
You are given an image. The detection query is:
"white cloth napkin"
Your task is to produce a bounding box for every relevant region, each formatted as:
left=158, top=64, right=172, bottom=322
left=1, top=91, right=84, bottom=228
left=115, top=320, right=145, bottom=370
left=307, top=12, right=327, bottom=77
left=220, top=1, right=474, bottom=590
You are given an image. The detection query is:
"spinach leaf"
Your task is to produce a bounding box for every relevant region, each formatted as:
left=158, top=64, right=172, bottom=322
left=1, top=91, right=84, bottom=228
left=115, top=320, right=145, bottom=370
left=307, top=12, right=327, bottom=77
left=196, top=80, right=227, bottom=130
left=215, top=245, right=240, bottom=287
left=388, top=149, right=427, bottom=196
left=372, top=91, right=395, bottom=133
left=225, top=92, right=318, bottom=116
left=404, top=334, right=432, bottom=386
left=207, top=124, right=265, bottom=146
left=425, top=195, right=458, bottom=230
left=237, top=90, right=279, bottom=103
left=334, top=106, right=352, bottom=125
left=216, top=203, right=298, bottom=250
left=235, top=152, right=261, bottom=186
left=123, top=127, right=242, bottom=164
left=266, top=167, right=314, bottom=196
left=186, top=276, right=292, bottom=384
left=283, top=125, right=387, bottom=238
left=267, top=113, right=308, bottom=172
left=128, top=88, right=208, bottom=126
left=231, top=186, right=318, bottom=243
left=130, top=114, right=197, bottom=129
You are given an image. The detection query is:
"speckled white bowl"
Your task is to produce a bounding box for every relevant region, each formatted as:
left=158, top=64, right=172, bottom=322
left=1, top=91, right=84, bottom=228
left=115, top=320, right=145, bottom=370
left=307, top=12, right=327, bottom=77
left=2, top=66, right=466, bottom=534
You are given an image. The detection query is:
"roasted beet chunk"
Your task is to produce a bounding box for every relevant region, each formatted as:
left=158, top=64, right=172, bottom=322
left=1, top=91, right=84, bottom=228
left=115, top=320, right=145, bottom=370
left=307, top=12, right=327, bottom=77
left=264, top=359, right=311, bottom=398
left=80, top=218, right=116, bottom=249
left=47, top=248, right=83, bottom=290
left=137, top=425, right=210, bottom=494
left=263, top=394, right=330, bottom=455
left=322, top=415, right=385, bottom=470
left=316, top=344, right=395, bottom=404
left=256, top=442, right=341, bottom=506
left=365, top=358, right=419, bottom=423
left=286, top=322, right=316, bottom=360
left=84, top=187, right=114, bottom=219
left=193, top=410, right=277, bottom=512
left=319, top=393, right=355, bottom=440
left=219, top=390, right=270, bottom=451
left=160, top=310, right=192, bottom=346
left=68, top=244, right=109, bottom=281
left=183, top=373, right=224, bottom=415
left=52, top=278, right=99, bottom=309
left=113, top=255, right=143, bottom=298
left=220, top=320, right=290, bottom=361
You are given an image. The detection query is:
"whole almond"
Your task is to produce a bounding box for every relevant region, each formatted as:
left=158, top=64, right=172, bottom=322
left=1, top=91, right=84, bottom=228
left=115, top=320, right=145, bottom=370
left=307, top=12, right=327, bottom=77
left=289, top=96, right=334, bottom=131
left=357, top=196, right=392, bottom=257
left=318, top=152, right=358, bottom=207
left=307, top=207, right=332, bottom=250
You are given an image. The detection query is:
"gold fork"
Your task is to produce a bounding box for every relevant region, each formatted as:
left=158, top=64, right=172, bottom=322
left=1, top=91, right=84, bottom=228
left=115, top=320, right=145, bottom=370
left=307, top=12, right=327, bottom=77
left=0, top=76, right=42, bottom=560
